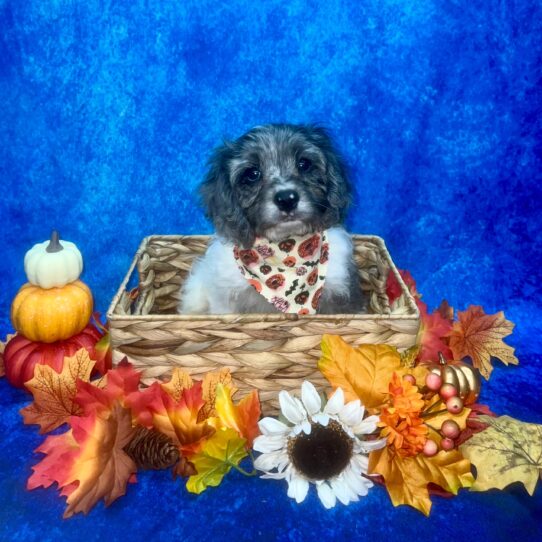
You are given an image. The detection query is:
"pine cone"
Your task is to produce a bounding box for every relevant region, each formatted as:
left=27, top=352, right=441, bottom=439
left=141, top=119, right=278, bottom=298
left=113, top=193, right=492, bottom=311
left=123, top=427, right=180, bottom=470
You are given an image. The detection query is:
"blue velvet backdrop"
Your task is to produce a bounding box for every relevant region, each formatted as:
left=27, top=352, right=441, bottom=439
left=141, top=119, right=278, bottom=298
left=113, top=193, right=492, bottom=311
left=0, top=1, right=541, bottom=540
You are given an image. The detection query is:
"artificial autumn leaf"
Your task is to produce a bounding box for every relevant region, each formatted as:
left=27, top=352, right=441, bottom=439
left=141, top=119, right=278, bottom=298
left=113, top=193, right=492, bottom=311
left=460, top=415, right=542, bottom=495
left=400, top=345, right=421, bottom=368
left=161, top=368, right=193, bottom=402
left=416, top=301, right=453, bottom=364
left=28, top=403, right=137, bottom=518
left=213, top=384, right=261, bottom=447
left=21, top=348, right=95, bottom=433
left=318, top=335, right=427, bottom=411
left=437, top=300, right=454, bottom=322
left=448, top=306, right=518, bottom=379
left=421, top=394, right=471, bottom=445
left=199, top=368, right=236, bottom=421
left=75, top=359, right=142, bottom=417
left=127, top=381, right=215, bottom=457
left=455, top=403, right=496, bottom=447
left=369, top=446, right=474, bottom=516
left=186, top=428, right=248, bottom=494
left=386, top=269, right=419, bottom=305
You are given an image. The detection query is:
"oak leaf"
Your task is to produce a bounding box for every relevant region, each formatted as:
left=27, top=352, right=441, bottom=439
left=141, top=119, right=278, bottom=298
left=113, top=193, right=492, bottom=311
left=186, top=428, right=248, bottom=494
left=21, top=348, right=95, bottom=433
left=459, top=415, right=542, bottom=495
left=28, top=403, right=137, bottom=518
left=369, top=446, right=474, bottom=516
left=213, top=384, right=261, bottom=447
left=318, top=335, right=427, bottom=411
left=448, top=306, right=518, bottom=379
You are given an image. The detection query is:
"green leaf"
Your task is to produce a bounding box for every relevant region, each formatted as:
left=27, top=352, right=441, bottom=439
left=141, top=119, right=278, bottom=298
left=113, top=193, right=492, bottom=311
left=186, top=428, right=248, bottom=494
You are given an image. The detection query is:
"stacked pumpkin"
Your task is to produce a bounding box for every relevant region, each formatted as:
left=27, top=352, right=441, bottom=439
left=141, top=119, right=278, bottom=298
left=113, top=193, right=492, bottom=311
left=4, top=231, right=107, bottom=388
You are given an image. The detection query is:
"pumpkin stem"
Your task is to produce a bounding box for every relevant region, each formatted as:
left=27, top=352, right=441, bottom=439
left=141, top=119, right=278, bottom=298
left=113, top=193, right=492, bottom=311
left=438, top=352, right=447, bottom=365
left=46, top=230, right=63, bottom=253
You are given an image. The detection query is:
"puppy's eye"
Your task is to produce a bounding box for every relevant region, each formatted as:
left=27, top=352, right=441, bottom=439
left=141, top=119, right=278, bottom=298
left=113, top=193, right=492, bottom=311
left=243, top=167, right=261, bottom=183
left=297, top=158, right=312, bottom=172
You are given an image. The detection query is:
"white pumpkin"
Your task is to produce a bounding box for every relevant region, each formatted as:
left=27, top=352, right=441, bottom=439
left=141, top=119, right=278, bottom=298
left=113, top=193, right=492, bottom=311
left=24, top=230, right=83, bottom=289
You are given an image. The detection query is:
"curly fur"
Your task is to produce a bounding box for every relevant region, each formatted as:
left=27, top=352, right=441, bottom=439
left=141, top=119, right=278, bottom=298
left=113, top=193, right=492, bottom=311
left=180, top=124, right=366, bottom=314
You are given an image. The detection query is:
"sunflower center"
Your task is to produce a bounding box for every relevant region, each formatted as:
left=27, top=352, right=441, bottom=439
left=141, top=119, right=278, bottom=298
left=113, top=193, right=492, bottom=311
left=288, top=420, right=354, bottom=480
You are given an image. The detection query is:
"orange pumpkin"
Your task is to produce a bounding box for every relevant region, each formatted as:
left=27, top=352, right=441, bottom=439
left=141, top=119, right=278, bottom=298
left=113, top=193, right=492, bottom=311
left=11, top=280, right=93, bottom=343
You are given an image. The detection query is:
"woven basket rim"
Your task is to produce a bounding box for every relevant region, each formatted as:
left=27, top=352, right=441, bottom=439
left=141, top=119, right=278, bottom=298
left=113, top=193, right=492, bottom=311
left=106, top=233, right=420, bottom=322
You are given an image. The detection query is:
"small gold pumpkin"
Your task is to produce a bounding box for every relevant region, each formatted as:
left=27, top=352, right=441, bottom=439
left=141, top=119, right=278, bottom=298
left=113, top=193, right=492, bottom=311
left=11, top=280, right=93, bottom=343
left=430, top=353, right=481, bottom=404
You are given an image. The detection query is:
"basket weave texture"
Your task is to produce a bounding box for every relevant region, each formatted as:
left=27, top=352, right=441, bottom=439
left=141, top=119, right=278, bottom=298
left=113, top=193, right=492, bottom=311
left=107, top=235, right=419, bottom=415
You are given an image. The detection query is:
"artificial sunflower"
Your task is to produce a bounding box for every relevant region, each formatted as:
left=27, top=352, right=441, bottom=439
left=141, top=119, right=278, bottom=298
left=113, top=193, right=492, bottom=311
left=253, top=381, right=386, bottom=509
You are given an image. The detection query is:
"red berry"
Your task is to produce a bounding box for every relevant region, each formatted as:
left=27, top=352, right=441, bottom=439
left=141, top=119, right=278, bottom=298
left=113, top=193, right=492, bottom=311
left=402, top=374, right=416, bottom=385
left=446, top=396, right=464, bottom=414
left=441, top=419, right=460, bottom=439
left=440, top=383, right=458, bottom=400
left=423, top=439, right=438, bottom=457
left=441, top=437, right=455, bottom=451
left=425, top=373, right=442, bottom=391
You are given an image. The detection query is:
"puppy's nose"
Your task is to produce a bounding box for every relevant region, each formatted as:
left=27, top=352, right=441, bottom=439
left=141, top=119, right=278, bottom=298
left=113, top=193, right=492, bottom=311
left=274, top=189, right=299, bottom=212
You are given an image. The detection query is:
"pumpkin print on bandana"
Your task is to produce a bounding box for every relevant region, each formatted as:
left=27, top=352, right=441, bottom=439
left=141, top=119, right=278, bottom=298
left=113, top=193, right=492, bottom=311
left=233, top=231, right=329, bottom=315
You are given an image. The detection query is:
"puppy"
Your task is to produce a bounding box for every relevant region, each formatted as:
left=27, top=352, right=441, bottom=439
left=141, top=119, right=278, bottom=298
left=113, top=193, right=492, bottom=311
left=179, top=124, right=367, bottom=315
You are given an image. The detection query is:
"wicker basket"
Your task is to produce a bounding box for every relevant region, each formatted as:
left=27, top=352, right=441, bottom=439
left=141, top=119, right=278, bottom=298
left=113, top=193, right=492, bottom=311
left=107, top=235, right=419, bottom=414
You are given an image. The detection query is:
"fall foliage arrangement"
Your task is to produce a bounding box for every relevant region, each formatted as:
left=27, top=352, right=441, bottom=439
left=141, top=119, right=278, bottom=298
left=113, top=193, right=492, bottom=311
left=0, top=235, right=541, bottom=518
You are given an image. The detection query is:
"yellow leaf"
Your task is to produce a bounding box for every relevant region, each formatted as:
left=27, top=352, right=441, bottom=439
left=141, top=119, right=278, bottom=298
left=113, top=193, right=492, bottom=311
left=460, top=415, right=542, bottom=495
left=161, top=368, right=193, bottom=402
left=214, top=384, right=261, bottom=447
left=369, top=446, right=474, bottom=516
left=186, top=428, right=247, bottom=494
left=199, top=368, right=236, bottom=420
left=448, top=306, right=518, bottom=379
left=21, top=348, right=96, bottom=433
left=318, top=335, right=425, bottom=411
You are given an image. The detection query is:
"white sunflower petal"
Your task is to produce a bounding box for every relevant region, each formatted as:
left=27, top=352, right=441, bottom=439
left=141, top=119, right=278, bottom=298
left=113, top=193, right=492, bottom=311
left=301, top=419, right=312, bottom=435
left=339, top=400, right=363, bottom=427
left=301, top=381, right=322, bottom=415
left=330, top=477, right=354, bottom=505
left=254, top=451, right=288, bottom=472
left=279, top=390, right=307, bottom=425
left=253, top=434, right=287, bottom=453
left=358, top=438, right=387, bottom=453
left=343, top=464, right=373, bottom=496
left=287, top=475, right=310, bottom=503
left=258, top=417, right=290, bottom=436
left=316, top=482, right=337, bottom=509
left=312, top=412, right=330, bottom=426
left=324, top=387, right=345, bottom=415
left=351, top=453, right=370, bottom=473
left=352, top=414, right=380, bottom=435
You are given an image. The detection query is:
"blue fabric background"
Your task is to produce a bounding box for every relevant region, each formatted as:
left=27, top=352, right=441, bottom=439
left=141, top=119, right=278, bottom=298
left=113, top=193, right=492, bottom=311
left=0, top=0, right=541, bottom=540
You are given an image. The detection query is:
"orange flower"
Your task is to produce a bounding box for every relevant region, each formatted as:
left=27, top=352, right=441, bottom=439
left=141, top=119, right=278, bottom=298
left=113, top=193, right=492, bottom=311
left=378, top=372, right=428, bottom=456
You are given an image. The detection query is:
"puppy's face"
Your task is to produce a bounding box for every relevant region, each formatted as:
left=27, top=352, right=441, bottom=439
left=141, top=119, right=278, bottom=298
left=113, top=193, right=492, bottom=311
left=201, top=124, right=351, bottom=247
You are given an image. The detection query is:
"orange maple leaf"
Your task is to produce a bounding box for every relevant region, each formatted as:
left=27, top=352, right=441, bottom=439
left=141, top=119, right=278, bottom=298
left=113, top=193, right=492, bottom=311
left=213, top=384, right=261, bottom=447
left=199, top=368, right=237, bottom=421
left=369, top=446, right=474, bottom=516
left=75, top=359, right=142, bottom=417
left=448, top=305, right=518, bottom=379
left=161, top=368, right=194, bottom=402
left=127, top=381, right=214, bottom=457
left=21, top=348, right=96, bottom=433
left=28, top=403, right=137, bottom=518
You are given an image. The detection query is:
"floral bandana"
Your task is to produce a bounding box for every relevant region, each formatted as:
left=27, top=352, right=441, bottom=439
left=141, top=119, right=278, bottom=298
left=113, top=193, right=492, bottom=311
left=233, top=231, right=329, bottom=314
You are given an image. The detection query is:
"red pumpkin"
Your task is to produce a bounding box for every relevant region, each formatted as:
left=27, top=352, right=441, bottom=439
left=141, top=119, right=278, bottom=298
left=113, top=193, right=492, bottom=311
left=4, top=324, right=106, bottom=389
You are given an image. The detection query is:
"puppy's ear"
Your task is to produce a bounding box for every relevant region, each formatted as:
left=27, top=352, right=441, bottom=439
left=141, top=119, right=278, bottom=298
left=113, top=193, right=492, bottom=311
left=306, top=125, right=352, bottom=222
left=199, top=143, right=255, bottom=247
